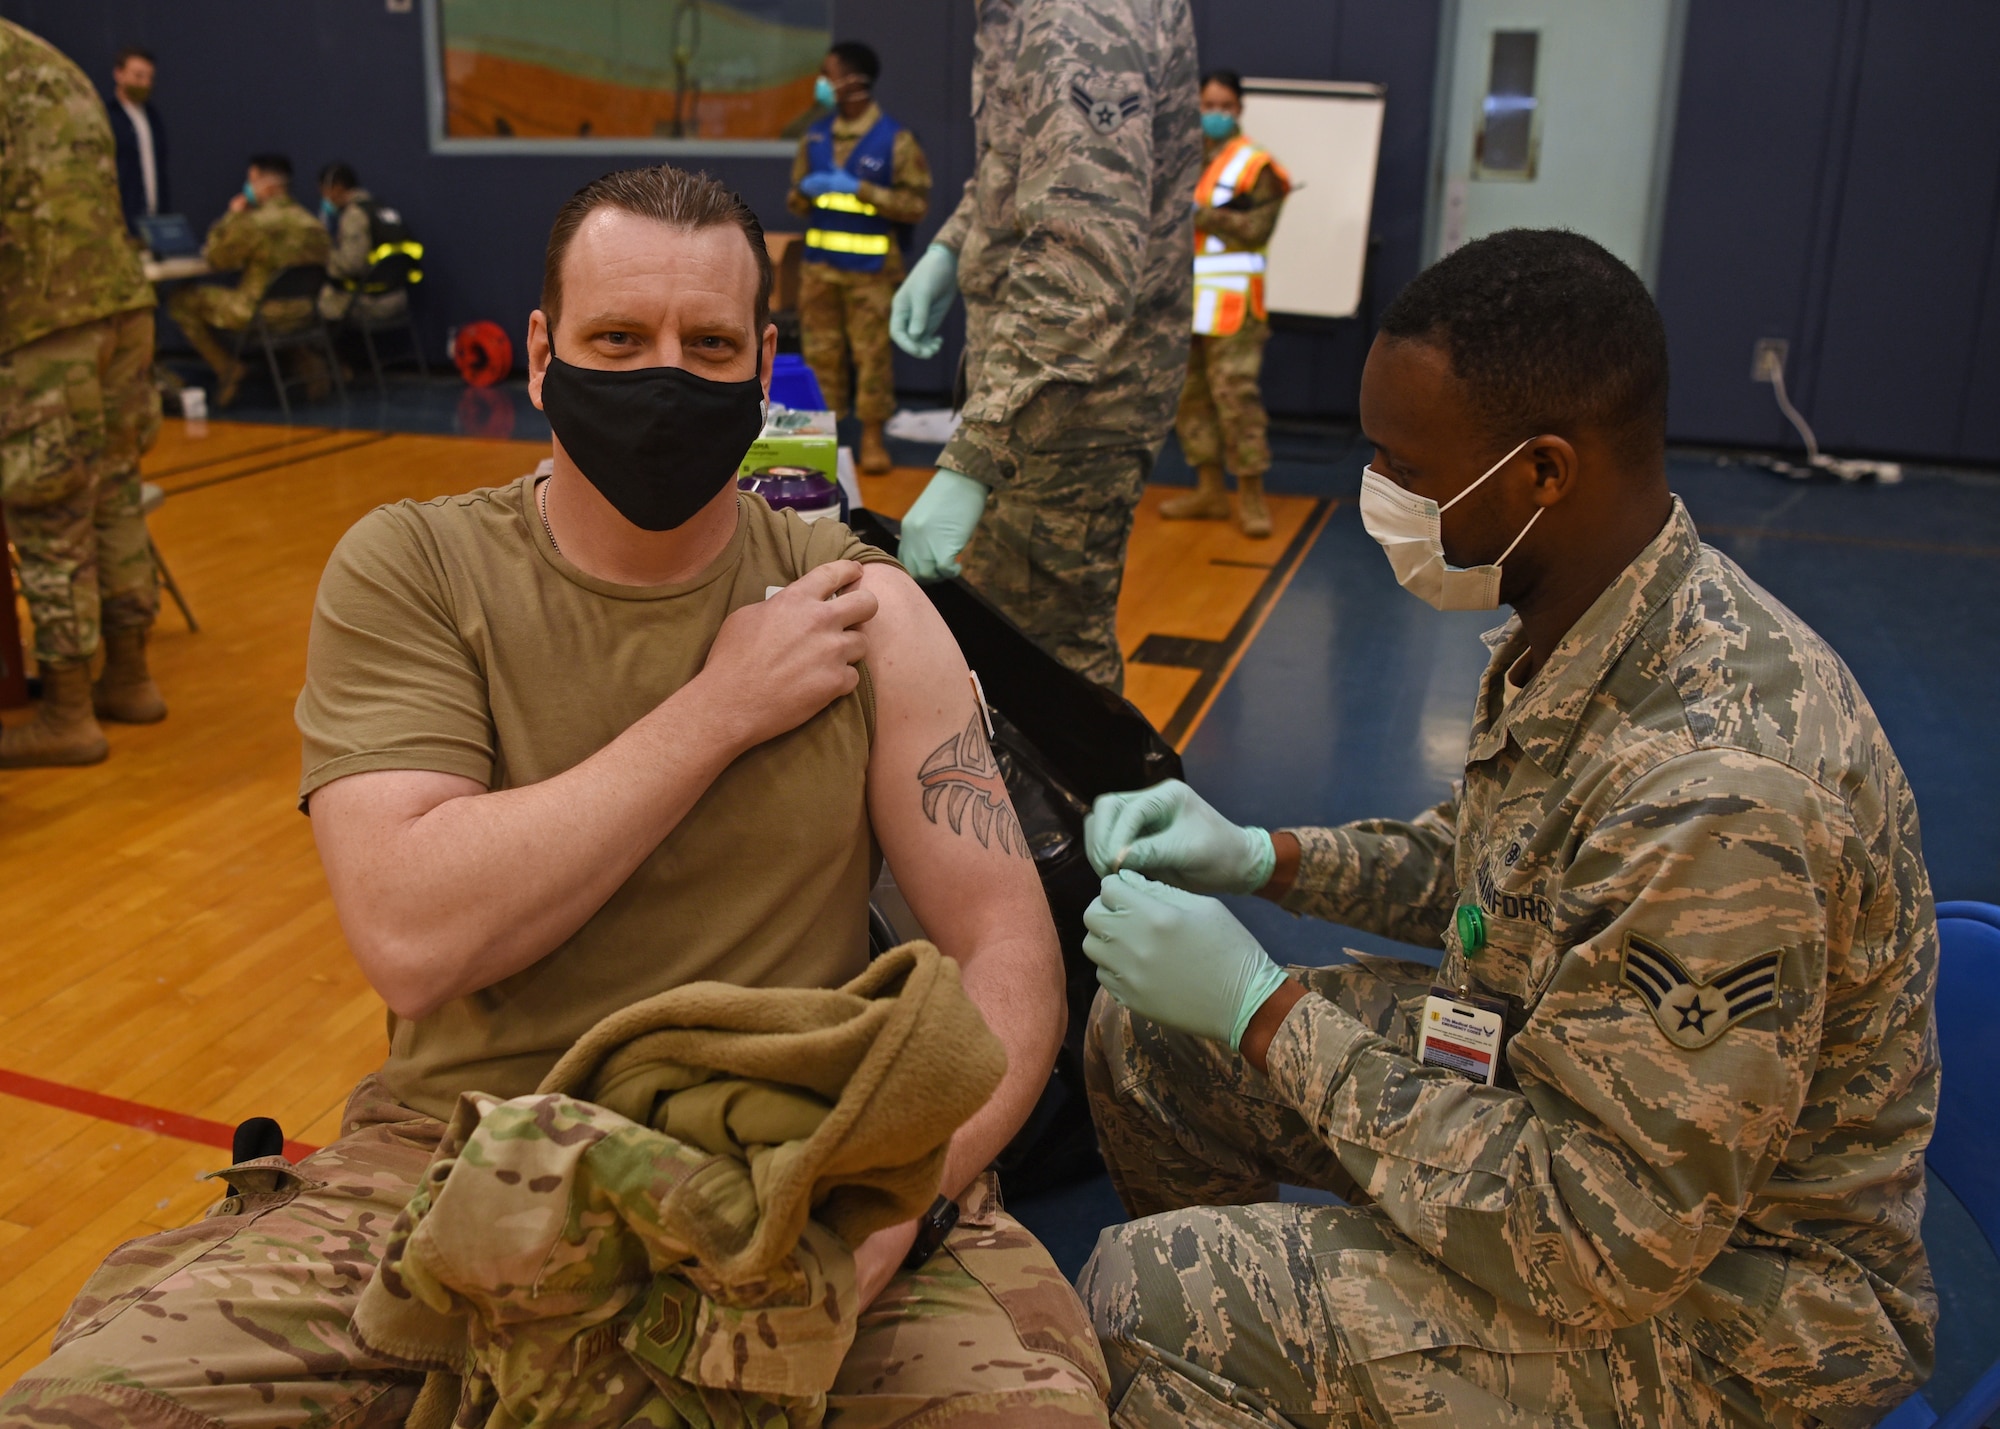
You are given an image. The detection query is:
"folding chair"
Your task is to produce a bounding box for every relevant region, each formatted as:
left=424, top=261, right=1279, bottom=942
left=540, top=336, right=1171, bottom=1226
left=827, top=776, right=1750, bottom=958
left=228, top=264, right=345, bottom=422
left=341, top=252, right=429, bottom=390
left=139, top=481, right=197, bottom=631
left=1876, top=901, right=2000, bottom=1428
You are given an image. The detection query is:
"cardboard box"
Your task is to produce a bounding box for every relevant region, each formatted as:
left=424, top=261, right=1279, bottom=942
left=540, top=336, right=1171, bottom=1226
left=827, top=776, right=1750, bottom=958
left=739, top=430, right=838, bottom=482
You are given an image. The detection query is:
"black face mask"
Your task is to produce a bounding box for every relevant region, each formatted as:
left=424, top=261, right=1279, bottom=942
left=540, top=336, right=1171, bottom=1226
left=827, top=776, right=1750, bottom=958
left=540, top=354, right=766, bottom=532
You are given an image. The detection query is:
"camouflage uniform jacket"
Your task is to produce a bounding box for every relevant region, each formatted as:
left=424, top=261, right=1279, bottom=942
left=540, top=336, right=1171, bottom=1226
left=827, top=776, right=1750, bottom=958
left=1194, top=151, right=1286, bottom=251
left=325, top=187, right=380, bottom=284
left=352, top=944, right=1009, bottom=1428
left=0, top=19, right=152, bottom=356
left=1272, top=499, right=1939, bottom=1428
left=200, top=192, right=331, bottom=321
left=935, top=0, right=1199, bottom=486
left=358, top=1090, right=861, bottom=1428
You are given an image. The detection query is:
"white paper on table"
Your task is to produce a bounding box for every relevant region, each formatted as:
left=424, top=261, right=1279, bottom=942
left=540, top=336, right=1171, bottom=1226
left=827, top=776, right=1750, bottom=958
left=884, top=408, right=962, bottom=444
left=836, top=446, right=862, bottom=512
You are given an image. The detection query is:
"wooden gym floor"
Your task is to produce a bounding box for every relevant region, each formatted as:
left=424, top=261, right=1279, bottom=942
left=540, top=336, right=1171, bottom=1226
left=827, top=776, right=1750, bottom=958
left=0, top=419, right=1329, bottom=1387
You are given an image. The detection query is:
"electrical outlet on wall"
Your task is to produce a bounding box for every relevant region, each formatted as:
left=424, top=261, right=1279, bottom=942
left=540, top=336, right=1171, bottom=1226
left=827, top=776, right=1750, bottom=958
left=1751, top=338, right=1789, bottom=383
left=386, top=0, right=412, bottom=12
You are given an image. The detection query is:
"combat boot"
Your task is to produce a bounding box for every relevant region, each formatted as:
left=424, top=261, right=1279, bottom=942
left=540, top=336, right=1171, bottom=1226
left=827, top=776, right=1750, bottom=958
left=0, top=659, right=109, bottom=767
left=94, top=626, right=168, bottom=724
left=860, top=420, right=893, bottom=475
left=1161, top=463, right=1231, bottom=521
left=215, top=359, right=244, bottom=409
left=294, top=349, right=333, bottom=403
left=1236, top=473, right=1273, bottom=539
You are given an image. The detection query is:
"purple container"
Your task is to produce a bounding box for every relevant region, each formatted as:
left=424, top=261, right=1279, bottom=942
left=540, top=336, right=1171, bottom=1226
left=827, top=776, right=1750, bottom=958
left=739, top=465, right=844, bottom=523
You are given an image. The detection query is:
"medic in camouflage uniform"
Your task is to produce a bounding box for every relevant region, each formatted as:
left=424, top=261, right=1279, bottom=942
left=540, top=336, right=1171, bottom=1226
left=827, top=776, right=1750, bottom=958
left=1075, top=231, right=1938, bottom=1427
left=0, top=18, right=167, bottom=768
left=787, top=41, right=931, bottom=478
left=890, top=0, right=1201, bottom=692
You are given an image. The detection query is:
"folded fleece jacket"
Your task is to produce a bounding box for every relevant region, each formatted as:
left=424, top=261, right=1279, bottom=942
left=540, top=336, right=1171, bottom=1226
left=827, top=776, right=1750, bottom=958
left=352, top=942, right=1007, bottom=1429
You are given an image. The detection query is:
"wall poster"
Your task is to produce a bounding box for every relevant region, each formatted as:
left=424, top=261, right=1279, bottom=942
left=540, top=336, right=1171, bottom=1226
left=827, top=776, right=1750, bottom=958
left=428, top=0, right=830, bottom=153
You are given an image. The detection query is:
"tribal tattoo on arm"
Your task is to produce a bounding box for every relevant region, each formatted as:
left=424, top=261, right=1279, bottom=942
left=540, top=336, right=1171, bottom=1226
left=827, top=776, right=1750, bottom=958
left=917, top=712, right=1031, bottom=858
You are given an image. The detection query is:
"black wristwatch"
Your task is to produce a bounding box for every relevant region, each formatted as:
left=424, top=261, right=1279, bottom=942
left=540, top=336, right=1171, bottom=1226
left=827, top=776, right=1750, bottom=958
left=902, top=1194, right=960, bottom=1271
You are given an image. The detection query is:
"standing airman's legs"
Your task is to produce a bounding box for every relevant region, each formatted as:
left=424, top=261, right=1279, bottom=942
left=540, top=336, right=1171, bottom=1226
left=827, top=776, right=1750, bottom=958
left=1203, top=317, right=1273, bottom=538
left=958, top=448, right=1149, bottom=692
left=0, top=317, right=123, bottom=767
left=845, top=269, right=899, bottom=474
left=92, top=307, right=166, bottom=723
left=1164, top=338, right=1231, bottom=522
left=799, top=261, right=853, bottom=421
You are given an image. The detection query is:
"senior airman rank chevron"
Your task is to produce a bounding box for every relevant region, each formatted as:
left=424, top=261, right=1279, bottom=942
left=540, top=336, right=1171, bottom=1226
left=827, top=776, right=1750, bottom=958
left=1619, top=935, right=1782, bottom=1050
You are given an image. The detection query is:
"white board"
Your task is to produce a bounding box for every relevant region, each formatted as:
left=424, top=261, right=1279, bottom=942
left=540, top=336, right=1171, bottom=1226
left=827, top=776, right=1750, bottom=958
left=1238, top=80, right=1386, bottom=321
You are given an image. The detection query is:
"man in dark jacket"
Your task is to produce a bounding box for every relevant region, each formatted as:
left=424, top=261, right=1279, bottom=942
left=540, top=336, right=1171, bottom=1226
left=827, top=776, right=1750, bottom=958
left=105, top=44, right=167, bottom=232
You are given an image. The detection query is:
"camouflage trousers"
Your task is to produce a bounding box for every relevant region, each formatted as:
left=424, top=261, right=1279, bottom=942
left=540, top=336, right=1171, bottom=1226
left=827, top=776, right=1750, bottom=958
left=1079, top=971, right=1780, bottom=1429
left=165, top=284, right=314, bottom=381
left=1175, top=317, right=1270, bottom=480
left=0, top=309, right=161, bottom=663
left=318, top=285, right=408, bottom=325
left=0, top=1076, right=1111, bottom=1429
left=959, top=448, right=1149, bottom=693
left=800, top=262, right=899, bottom=423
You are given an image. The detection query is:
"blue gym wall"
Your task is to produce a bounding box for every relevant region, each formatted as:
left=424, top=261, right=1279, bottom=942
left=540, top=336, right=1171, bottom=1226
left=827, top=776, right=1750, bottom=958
left=1654, top=0, right=2000, bottom=464
left=0, top=0, right=1442, bottom=424
left=5, top=0, right=2000, bottom=465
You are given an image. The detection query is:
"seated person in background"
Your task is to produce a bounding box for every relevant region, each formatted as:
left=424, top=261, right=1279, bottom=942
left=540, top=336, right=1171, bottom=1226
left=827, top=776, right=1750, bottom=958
left=165, top=151, right=330, bottom=407
left=316, top=159, right=414, bottom=327
left=1074, top=230, right=1939, bottom=1427
left=0, top=163, right=1110, bottom=1429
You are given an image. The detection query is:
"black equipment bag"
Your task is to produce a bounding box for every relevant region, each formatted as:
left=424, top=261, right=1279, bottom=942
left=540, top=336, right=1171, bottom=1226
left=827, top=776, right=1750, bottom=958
left=344, top=199, right=424, bottom=293
left=849, top=509, right=1181, bottom=1197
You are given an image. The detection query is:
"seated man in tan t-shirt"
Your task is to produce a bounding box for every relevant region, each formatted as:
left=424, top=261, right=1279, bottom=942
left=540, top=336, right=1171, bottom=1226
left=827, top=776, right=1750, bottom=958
left=1, top=165, right=1109, bottom=1428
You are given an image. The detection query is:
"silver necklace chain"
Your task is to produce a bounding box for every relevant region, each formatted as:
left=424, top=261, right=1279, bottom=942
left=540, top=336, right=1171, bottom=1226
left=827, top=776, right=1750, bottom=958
left=537, top=476, right=561, bottom=556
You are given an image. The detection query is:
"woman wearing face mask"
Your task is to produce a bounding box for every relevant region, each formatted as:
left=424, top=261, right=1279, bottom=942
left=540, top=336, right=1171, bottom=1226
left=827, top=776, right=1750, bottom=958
left=786, top=41, right=932, bottom=477
left=1162, top=67, right=1291, bottom=538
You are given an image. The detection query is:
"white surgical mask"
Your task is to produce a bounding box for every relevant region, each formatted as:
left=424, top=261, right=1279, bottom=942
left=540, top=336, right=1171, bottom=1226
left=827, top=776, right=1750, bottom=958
left=1359, top=436, right=1541, bottom=611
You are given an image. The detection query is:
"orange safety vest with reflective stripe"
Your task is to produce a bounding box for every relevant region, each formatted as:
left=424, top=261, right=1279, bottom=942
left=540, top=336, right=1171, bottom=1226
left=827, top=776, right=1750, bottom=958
left=1191, top=136, right=1291, bottom=337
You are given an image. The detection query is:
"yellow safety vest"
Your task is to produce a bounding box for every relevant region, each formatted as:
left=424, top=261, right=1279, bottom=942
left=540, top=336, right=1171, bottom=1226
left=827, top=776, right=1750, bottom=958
left=1191, top=136, right=1290, bottom=337
left=804, top=191, right=894, bottom=261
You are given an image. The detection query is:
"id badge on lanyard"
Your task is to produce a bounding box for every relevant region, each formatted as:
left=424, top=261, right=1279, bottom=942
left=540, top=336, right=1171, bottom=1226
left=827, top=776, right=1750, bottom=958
left=1418, top=902, right=1507, bottom=1086
left=1417, top=987, right=1508, bottom=1086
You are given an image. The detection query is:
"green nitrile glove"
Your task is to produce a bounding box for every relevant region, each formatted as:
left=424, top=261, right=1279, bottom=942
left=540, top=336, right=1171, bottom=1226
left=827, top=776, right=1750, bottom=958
left=1083, top=779, right=1276, bottom=895
left=1082, top=871, right=1291, bottom=1049
left=897, top=467, right=988, bottom=582
left=890, top=243, right=959, bottom=359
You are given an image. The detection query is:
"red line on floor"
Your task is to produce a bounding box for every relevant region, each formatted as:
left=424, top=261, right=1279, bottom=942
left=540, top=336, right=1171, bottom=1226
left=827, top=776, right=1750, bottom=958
left=0, top=1067, right=319, bottom=1162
